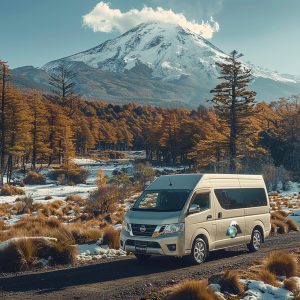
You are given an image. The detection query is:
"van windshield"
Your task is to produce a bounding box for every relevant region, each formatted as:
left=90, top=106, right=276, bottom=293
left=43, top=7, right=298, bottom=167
left=132, top=190, right=191, bottom=212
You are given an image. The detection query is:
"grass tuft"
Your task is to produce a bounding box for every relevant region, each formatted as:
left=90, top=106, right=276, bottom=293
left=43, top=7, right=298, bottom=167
left=102, top=226, right=120, bottom=249
left=219, top=270, right=244, bottom=295
left=162, top=279, right=219, bottom=300
left=263, top=251, right=297, bottom=278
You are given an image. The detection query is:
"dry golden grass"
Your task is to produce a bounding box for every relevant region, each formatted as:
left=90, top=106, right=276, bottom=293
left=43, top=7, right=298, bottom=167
left=286, top=218, right=300, bottom=232
left=263, top=251, right=297, bottom=278
left=0, top=185, right=25, bottom=196
left=271, top=219, right=288, bottom=234
left=162, top=279, right=219, bottom=300
left=102, top=226, right=120, bottom=249
left=258, top=269, right=279, bottom=286
left=270, top=222, right=277, bottom=235
left=283, top=277, right=299, bottom=294
left=219, top=270, right=244, bottom=295
left=0, top=216, right=74, bottom=244
left=65, top=195, right=86, bottom=205
left=0, top=220, right=6, bottom=230
left=67, top=222, right=102, bottom=244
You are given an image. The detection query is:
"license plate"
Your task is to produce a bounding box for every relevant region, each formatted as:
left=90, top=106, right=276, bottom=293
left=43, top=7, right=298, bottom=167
left=135, top=244, right=147, bottom=254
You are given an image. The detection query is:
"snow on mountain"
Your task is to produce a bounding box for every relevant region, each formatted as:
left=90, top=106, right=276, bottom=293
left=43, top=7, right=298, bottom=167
left=43, top=22, right=297, bottom=85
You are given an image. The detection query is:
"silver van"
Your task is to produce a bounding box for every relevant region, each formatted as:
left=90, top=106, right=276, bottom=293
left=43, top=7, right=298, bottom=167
left=121, top=174, right=271, bottom=264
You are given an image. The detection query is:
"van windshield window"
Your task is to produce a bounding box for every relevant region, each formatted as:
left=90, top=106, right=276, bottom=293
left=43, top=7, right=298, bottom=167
left=132, top=190, right=191, bottom=212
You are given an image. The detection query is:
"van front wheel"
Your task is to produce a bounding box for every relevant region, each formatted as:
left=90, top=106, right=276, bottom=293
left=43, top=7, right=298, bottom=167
left=189, top=237, right=208, bottom=265
left=247, top=229, right=262, bottom=252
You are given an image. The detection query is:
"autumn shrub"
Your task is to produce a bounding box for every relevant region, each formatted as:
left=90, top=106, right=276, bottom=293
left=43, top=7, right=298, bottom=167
left=24, top=171, right=46, bottom=185
left=0, top=184, right=25, bottom=196
left=283, top=277, right=299, bottom=294
left=272, top=219, right=288, bottom=234
left=258, top=269, right=278, bottom=286
left=67, top=222, right=102, bottom=244
left=50, top=164, right=89, bottom=185
left=88, top=184, right=118, bottom=214
left=162, top=279, right=219, bottom=300
left=133, top=162, right=155, bottom=188
left=286, top=218, right=300, bottom=232
left=263, top=251, right=297, bottom=278
left=219, top=270, right=244, bottom=295
left=102, top=226, right=120, bottom=249
left=17, top=195, right=34, bottom=214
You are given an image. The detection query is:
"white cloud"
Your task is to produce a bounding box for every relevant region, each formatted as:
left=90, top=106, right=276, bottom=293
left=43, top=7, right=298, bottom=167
left=82, top=2, right=220, bottom=39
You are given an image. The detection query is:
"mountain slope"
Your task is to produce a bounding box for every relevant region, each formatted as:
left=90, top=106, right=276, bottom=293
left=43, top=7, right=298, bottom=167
left=13, top=22, right=300, bottom=107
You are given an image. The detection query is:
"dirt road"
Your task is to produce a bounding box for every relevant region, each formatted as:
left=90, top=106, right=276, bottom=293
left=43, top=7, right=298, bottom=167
left=0, top=232, right=299, bottom=300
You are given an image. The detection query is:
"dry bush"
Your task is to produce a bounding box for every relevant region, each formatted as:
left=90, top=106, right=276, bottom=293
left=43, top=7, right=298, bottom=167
left=263, top=251, right=297, bottom=278
left=258, top=269, right=278, bottom=286
left=50, top=164, right=89, bottom=185
left=0, top=242, right=26, bottom=272
left=102, top=226, right=120, bottom=249
left=270, top=222, right=277, bottom=235
left=286, top=218, right=300, bottom=232
left=271, top=211, right=287, bottom=221
left=283, top=277, right=299, bottom=294
left=67, top=222, right=102, bottom=244
left=24, top=171, right=46, bottom=185
left=219, top=270, right=244, bottom=295
left=65, top=195, right=86, bottom=205
left=88, top=184, right=118, bottom=214
left=162, top=279, right=219, bottom=300
left=0, top=184, right=25, bottom=196
left=17, top=195, right=34, bottom=214
left=0, top=238, right=77, bottom=272
left=271, top=219, right=288, bottom=234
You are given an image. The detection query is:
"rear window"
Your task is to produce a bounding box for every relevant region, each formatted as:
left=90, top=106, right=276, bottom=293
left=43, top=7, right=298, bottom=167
left=214, top=188, right=267, bottom=209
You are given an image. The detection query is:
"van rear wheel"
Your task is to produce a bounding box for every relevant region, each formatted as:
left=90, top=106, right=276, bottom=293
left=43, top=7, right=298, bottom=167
left=189, top=237, right=208, bottom=265
left=247, top=229, right=262, bottom=252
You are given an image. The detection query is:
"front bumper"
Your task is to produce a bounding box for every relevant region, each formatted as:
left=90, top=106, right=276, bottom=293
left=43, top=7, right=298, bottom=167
left=120, top=230, right=186, bottom=257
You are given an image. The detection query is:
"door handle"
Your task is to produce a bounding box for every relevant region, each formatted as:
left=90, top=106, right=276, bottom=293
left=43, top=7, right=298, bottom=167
left=207, top=215, right=212, bottom=220
left=218, top=212, right=222, bottom=219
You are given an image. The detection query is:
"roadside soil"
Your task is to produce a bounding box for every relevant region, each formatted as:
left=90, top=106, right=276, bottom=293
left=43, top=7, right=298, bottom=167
left=0, top=232, right=299, bottom=300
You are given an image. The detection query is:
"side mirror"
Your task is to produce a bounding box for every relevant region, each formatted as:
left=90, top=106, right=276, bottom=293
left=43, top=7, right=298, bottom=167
left=188, top=204, right=201, bottom=214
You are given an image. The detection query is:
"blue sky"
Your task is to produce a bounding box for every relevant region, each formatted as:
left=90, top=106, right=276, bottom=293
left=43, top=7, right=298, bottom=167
left=1, top=0, right=300, bottom=75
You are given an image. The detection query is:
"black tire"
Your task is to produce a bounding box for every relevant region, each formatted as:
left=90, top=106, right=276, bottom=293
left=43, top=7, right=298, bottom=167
left=188, top=237, right=208, bottom=265
left=247, top=229, right=262, bottom=252
left=134, top=254, right=151, bottom=261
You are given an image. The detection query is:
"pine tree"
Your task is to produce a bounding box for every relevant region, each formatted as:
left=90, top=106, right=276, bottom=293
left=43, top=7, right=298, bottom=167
left=210, top=50, right=257, bottom=172
left=0, top=61, right=10, bottom=185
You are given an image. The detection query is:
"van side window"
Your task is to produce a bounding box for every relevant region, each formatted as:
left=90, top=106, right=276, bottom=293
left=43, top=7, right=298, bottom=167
left=214, top=188, right=267, bottom=209
left=192, top=193, right=210, bottom=211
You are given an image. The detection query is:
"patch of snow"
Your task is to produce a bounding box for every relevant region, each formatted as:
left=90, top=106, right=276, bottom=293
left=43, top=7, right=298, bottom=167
left=242, top=280, right=294, bottom=300
left=77, top=243, right=126, bottom=262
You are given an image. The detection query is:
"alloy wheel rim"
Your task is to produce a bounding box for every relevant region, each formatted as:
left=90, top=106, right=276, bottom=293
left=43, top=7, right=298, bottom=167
left=253, top=231, right=261, bottom=250
left=194, top=240, right=206, bottom=263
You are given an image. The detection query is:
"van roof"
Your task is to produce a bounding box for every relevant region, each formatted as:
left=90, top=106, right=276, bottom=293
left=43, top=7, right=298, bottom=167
left=146, top=174, right=203, bottom=190
left=146, top=173, right=263, bottom=190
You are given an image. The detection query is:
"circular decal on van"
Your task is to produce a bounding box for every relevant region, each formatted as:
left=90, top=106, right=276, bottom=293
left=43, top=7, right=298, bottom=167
left=226, top=221, right=241, bottom=238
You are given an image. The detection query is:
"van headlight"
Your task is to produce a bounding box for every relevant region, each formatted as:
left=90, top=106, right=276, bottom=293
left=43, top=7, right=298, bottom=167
left=122, top=220, right=131, bottom=233
left=162, top=223, right=184, bottom=235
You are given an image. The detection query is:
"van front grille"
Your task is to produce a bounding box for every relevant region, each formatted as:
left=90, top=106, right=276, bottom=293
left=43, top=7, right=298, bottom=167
left=131, top=224, right=157, bottom=236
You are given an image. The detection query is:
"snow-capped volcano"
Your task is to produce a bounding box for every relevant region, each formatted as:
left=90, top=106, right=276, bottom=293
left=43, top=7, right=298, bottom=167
left=13, top=22, right=300, bottom=107
left=43, top=22, right=296, bottom=84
